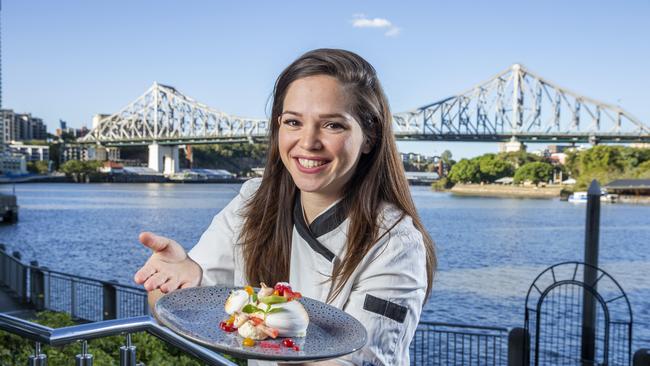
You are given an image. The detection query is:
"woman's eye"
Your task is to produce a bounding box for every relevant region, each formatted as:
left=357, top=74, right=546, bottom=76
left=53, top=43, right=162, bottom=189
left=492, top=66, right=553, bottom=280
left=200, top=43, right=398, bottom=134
left=324, top=122, right=345, bottom=130
left=283, top=119, right=300, bottom=127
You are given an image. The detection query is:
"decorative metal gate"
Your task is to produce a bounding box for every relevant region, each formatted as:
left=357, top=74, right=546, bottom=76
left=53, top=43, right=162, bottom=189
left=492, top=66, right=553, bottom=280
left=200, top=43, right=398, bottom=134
left=523, top=262, right=632, bottom=365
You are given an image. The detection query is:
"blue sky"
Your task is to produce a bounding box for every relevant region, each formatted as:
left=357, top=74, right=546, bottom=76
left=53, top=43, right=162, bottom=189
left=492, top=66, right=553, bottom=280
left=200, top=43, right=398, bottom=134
left=3, top=0, right=649, bottom=158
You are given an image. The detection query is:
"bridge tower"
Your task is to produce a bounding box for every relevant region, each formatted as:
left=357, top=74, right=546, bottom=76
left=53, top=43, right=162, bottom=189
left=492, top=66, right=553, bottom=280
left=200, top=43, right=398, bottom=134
left=148, top=143, right=179, bottom=176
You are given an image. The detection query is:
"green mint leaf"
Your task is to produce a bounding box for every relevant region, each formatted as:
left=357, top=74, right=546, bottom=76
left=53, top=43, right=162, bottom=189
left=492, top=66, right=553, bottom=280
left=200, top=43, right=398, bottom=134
left=241, top=304, right=259, bottom=314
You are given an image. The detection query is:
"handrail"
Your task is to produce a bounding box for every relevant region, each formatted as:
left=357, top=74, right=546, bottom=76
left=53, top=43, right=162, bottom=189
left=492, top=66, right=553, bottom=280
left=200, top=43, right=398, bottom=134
left=0, top=312, right=237, bottom=366
left=417, top=320, right=509, bottom=332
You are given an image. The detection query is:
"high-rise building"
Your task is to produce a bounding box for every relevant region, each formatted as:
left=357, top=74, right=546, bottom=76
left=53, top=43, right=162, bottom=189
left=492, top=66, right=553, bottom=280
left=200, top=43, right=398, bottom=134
left=1, top=109, right=48, bottom=141
left=1, top=0, right=3, bottom=153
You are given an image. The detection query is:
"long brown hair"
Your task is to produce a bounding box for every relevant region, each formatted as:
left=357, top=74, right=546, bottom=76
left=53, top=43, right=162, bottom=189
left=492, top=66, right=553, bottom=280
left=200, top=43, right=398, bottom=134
left=239, top=48, right=436, bottom=301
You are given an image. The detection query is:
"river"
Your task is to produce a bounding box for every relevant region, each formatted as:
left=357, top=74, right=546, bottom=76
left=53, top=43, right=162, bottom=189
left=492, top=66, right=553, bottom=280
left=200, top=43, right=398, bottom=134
left=1, top=183, right=648, bottom=345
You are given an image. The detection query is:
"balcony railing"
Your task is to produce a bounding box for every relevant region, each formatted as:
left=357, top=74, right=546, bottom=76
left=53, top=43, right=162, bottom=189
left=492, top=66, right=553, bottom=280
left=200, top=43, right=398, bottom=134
left=4, top=245, right=648, bottom=365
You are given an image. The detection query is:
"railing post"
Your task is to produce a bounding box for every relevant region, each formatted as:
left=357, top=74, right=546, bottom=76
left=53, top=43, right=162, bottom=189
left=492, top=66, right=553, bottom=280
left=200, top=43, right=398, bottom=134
left=0, top=244, right=5, bottom=285
left=71, top=279, right=77, bottom=319
left=30, top=261, right=46, bottom=311
left=103, top=281, right=117, bottom=320
left=27, top=342, right=48, bottom=366
left=119, top=334, right=137, bottom=366
left=508, top=327, right=530, bottom=366
left=12, top=250, right=28, bottom=303
left=634, top=348, right=650, bottom=366
left=582, top=180, right=601, bottom=365
left=75, top=341, right=93, bottom=366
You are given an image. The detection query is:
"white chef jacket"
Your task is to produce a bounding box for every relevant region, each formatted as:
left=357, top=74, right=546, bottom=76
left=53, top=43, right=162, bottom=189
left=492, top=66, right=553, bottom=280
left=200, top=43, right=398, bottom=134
left=188, top=178, right=428, bottom=366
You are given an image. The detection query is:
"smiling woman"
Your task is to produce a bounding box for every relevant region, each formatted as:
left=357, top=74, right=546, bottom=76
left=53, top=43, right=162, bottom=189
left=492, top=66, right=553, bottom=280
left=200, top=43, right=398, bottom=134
left=134, top=49, right=436, bottom=366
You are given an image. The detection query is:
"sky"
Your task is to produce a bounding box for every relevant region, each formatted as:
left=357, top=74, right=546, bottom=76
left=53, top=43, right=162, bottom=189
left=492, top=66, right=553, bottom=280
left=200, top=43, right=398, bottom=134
left=2, top=0, right=649, bottom=159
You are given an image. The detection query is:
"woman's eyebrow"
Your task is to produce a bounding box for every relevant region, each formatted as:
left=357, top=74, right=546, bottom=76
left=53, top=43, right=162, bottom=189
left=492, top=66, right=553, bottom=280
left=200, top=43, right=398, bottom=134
left=280, top=111, right=348, bottom=120
left=318, top=113, right=348, bottom=119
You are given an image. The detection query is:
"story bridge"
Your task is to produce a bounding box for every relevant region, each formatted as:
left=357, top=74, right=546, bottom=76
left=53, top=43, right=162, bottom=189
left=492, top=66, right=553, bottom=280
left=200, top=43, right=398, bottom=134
left=79, top=64, right=650, bottom=174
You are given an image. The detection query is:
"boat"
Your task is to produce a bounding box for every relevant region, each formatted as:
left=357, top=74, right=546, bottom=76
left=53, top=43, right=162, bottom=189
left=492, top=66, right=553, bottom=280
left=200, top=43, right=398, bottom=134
left=568, top=191, right=588, bottom=203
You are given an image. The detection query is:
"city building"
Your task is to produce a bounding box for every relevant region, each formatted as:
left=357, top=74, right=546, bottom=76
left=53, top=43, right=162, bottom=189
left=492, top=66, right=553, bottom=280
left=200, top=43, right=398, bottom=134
left=61, top=144, right=89, bottom=162
left=55, top=119, right=89, bottom=139
left=1, top=109, right=48, bottom=142
left=8, top=142, right=49, bottom=162
left=0, top=153, right=27, bottom=175
left=498, top=136, right=526, bottom=153
left=60, top=144, right=120, bottom=163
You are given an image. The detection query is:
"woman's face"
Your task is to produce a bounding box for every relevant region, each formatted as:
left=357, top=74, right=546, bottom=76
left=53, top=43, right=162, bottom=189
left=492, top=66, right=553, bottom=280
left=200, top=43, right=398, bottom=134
left=278, top=75, right=370, bottom=199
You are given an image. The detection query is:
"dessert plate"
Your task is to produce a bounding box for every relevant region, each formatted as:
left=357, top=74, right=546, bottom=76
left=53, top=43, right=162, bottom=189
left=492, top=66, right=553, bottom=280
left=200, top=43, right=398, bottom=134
left=154, top=286, right=367, bottom=362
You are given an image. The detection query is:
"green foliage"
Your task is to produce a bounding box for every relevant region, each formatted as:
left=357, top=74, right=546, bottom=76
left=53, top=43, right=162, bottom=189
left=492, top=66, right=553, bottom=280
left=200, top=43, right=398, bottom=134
left=476, top=154, right=515, bottom=182
left=497, top=151, right=540, bottom=168
left=0, top=311, right=246, bottom=366
left=448, top=159, right=480, bottom=184
left=27, top=160, right=50, bottom=174
left=431, top=177, right=453, bottom=191
left=191, top=143, right=268, bottom=175
left=514, top=162, right=554, bottom=185
left=564, top=146, right=650, bottom=189
left=59, top=160, right=103, bottom=178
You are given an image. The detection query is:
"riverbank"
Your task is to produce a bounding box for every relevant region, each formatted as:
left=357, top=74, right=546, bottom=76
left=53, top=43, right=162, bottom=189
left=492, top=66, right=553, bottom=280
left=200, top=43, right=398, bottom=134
left=450, top=183, right=564, bottom=199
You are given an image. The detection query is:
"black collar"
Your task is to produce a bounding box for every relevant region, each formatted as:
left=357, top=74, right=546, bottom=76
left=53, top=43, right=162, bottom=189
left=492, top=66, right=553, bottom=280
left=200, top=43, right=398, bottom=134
left=293, top=192, right=349, bottom=262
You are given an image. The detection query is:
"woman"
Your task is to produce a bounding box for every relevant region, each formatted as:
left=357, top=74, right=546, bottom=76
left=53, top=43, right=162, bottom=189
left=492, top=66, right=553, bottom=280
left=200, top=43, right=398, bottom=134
left=134, top=48, right=436, bottom=366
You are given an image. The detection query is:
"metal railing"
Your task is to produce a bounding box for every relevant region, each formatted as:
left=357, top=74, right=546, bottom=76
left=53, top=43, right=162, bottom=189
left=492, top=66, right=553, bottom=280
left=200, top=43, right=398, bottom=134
left=0, top=312, right=237, bottom=366
left=3, top=244, right=648, bottom=365
left=0, top=245, right=148, bottom=321
left=410, top=321, right=509, bottom=365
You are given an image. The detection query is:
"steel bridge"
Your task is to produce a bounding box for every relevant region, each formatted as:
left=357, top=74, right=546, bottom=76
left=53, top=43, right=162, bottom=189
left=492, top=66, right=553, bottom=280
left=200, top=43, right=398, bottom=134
left=80, top=64, right=650, bottom=146
left=79, top=64, right=650, bottom=173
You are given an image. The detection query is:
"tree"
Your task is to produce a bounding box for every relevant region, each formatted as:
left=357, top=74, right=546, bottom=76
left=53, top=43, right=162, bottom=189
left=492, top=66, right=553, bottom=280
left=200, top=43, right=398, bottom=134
left=27, top=161, right=49, bottom=175
left=448, top=159, right=481, bottom=184
left=476, top=154, right=514, bottom=182
left=60, top=160, right=102, bottom=181
left=514, top=162, right=554, bottom=185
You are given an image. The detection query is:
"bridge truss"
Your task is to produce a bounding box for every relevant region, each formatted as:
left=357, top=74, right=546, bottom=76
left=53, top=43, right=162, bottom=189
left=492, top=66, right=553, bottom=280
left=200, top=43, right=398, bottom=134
left=81, top=65, right=650, bottom=146
left=393, top=64, right=650, bottom=143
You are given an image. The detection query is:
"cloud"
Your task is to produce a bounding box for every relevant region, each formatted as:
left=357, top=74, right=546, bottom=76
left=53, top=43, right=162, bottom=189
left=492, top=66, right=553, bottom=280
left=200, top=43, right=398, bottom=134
left=351, top=14, right=401, bottom=37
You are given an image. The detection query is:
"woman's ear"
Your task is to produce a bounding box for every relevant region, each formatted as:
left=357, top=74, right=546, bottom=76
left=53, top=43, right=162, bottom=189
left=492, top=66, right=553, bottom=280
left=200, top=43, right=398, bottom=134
left=362, top=137, right=372, bottom=154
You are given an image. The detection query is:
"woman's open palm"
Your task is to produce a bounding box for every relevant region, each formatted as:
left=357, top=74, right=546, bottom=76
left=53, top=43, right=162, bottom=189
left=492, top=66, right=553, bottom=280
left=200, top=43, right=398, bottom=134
left=133, top=232, right=201, bottom=293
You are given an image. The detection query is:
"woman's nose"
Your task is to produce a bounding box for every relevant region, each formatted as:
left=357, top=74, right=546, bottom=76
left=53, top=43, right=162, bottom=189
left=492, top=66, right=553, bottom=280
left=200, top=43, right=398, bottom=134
left=299, top=125, right=322, bottom=150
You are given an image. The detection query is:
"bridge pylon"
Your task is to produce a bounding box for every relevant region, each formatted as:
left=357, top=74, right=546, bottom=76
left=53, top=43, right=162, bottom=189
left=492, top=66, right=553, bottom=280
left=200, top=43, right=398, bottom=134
left=148, top=143, right=179, bottom=175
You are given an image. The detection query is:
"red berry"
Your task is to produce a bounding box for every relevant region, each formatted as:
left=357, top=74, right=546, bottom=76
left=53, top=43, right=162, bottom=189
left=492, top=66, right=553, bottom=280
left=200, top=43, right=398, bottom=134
left=282, top=338, right=294, bottom=347
left=293, top=345, right=300, bottom=351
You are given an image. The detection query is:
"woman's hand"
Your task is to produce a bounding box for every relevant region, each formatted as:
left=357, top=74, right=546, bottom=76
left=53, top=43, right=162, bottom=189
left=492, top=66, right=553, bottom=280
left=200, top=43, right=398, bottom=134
left=133, top=232, right=202, bottom=293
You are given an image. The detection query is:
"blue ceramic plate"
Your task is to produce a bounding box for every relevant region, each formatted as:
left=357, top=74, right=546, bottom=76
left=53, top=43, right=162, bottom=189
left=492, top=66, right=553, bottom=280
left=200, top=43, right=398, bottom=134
left=154, top=286, right=367, bottom=362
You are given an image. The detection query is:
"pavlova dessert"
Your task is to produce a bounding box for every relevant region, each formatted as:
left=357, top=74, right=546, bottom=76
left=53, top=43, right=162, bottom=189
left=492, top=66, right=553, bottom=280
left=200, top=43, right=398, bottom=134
left=220, top=282, right=309, bottom=349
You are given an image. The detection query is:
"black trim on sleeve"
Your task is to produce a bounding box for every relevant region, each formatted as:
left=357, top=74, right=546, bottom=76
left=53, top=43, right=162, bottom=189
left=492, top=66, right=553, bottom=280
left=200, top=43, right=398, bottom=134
left=363, top=294, right=408, bottom=323
left=293, top=193, right=336, bottom=262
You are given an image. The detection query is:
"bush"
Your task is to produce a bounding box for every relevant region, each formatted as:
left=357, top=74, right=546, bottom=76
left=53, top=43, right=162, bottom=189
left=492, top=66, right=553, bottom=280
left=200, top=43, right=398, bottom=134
left=448, top=159, right=480, bottom=184
left=514, top=162, right=554, bottom=185
left=431, top=177, right=453, bottom=191
left=0, top=311, right=246, bottom=366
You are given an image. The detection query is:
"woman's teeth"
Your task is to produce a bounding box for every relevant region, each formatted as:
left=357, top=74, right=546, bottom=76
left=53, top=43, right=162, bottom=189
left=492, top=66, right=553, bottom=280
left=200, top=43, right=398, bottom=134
left=298, top=159, right=326, bottom=169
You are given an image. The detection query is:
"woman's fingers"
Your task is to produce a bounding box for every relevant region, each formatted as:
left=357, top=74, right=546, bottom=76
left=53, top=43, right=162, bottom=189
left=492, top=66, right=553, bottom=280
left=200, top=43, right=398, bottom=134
left=139, top=232, right=172, bottom=252
left=143, top=271, right=170, bottom=292
left=133, top=265, right=156, bottom=285
left=160, top=277, right=181, bottom=294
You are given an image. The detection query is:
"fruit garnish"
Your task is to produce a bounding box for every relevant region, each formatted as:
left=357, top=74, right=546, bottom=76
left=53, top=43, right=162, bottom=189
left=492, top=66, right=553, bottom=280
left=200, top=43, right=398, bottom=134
left=244, top=286, right=254, bottom=295
left=282, top=338, right=294, bottom=347
left=242, top=338, right=255, bottom=347
left=259, top=341, right=281, bottom=349
left=259, top=295, right=288, bottom=305
left=293, top=345, right=300, bottom=351
left=219, top=321, right=237, bottom=332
